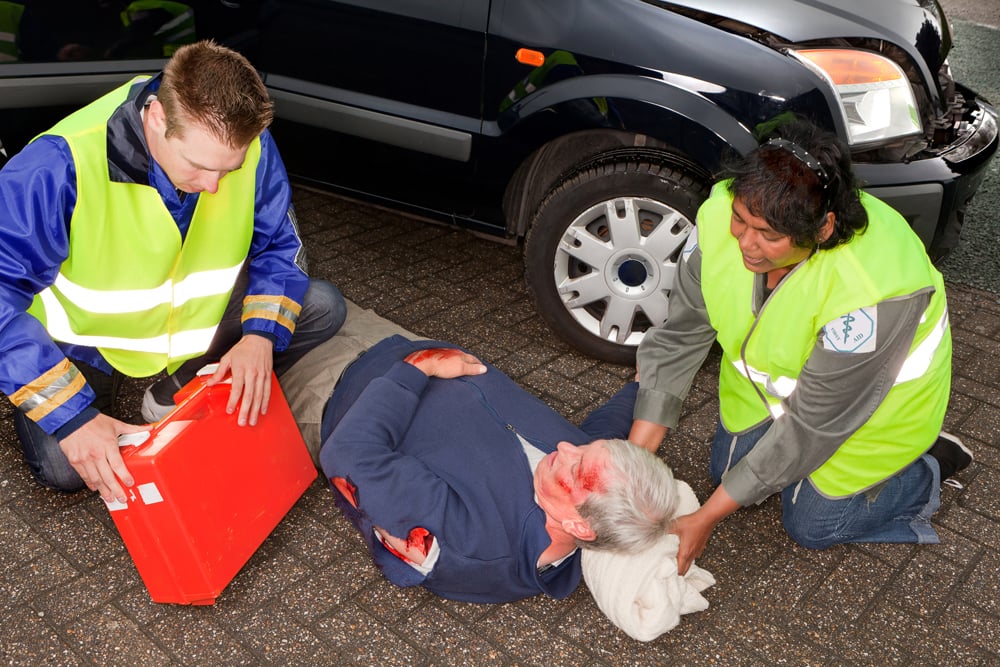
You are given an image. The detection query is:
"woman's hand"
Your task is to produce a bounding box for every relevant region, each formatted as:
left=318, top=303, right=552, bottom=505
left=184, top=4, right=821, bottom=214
left=671, top=485, right=740, bottom=574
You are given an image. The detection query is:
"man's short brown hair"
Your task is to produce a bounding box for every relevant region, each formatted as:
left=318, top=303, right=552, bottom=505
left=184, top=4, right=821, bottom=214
left=157, top=40, right=274, bottom=148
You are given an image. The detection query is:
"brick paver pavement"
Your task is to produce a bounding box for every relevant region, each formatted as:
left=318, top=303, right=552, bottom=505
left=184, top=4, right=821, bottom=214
left=1, top=187, right=997, bottom=666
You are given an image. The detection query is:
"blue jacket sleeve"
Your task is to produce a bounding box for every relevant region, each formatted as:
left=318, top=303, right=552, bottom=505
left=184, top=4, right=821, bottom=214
left=320, top=360, right=456, bottom=549
left=0, top=136, right=97, bottom=434
left=578, top=381, right=639, bottom=441
left=242, top=130, right=310, bottom=351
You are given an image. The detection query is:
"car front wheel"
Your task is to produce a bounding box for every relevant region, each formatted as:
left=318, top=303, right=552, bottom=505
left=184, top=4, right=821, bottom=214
left=524, top=159, right=708, bottom=365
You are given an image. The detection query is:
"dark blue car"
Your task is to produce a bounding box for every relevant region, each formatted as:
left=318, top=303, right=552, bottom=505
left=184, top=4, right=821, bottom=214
left=1, top=0, right=996, bottom=362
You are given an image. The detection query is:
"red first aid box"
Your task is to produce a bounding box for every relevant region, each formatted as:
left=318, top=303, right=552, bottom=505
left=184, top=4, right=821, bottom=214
left=106, top=372, right=317, bottom=605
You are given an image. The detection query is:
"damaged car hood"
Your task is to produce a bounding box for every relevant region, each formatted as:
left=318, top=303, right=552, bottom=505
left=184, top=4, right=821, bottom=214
left=656, top=0, right=950, bottom=76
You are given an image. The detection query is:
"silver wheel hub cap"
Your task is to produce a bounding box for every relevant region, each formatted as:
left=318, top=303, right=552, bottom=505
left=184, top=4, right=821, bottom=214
left=553, top=196, right=694, bottom=346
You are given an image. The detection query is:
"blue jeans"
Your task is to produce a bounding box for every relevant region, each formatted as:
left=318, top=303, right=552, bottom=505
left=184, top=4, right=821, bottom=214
left=710, top=420, right=941, bottom=548
left=15, top=278, right=346, bottom=492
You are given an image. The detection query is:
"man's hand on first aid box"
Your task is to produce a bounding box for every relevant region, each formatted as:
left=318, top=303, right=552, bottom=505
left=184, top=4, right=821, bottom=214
left=208, top=334, right=274, bottom=427
left=60, top=413, right=146, bottom=503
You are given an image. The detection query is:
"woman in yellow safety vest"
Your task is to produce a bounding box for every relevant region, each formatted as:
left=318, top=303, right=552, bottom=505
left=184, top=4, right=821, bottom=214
left=629, top=117, right=971, bottom=575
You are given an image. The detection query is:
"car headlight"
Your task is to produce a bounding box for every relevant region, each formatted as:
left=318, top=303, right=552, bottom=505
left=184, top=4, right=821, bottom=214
left=791, top=48, right=922, bottom=147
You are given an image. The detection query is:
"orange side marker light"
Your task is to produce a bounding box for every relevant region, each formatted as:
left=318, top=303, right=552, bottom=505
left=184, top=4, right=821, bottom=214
left=515, top=48, right=546, bottom=67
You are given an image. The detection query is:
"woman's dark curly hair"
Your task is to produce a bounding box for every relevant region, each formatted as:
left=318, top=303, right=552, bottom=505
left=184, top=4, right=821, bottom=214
left=724, top=117, right=868, bottom=250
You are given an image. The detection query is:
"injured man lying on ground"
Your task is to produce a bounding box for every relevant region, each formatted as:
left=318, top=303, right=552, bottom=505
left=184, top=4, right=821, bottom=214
left=280, top=301, right=715, bottom=640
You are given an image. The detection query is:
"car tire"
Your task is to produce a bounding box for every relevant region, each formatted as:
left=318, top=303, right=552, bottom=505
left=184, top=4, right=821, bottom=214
left=524, top=158, right=709, bottom=365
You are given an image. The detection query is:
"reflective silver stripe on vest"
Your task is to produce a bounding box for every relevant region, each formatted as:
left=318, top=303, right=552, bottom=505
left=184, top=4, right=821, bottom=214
left=734, top=309, right=949, bottom=420
left=155, top=9, right=195, bottom=41
left=173, top=265, right=243, bottom=305
left=47, top=264, right=242, bottom=313
left=39, top=289, right=218, bottom=354
left=736, top=363, right=797, bottom=400
left=894, top=310, right=948, bottom=383
left=168, top=327, right=221, bottom=357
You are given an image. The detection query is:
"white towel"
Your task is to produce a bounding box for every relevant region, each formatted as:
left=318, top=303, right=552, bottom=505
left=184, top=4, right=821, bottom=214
left=581, top=480, right=715, bottom=642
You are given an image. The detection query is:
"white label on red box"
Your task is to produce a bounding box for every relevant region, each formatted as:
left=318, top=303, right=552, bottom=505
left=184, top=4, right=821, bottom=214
left=104, top=483, right=163, bottom=511
left=138, top=483, right=164, bottom=505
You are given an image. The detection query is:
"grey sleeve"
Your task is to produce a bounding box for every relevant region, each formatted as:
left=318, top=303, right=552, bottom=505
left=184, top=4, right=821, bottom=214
left=721, top=289, right=933, bottom=506
left=634, top=241, right=718, bottom=428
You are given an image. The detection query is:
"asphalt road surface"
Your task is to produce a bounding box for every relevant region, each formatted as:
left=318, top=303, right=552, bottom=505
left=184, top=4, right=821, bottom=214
left=936, top=0, right=1000, bottom=294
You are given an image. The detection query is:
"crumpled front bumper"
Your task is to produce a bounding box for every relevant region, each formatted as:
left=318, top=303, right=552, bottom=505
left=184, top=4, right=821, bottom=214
left=854, top=87, right=998, bottom=260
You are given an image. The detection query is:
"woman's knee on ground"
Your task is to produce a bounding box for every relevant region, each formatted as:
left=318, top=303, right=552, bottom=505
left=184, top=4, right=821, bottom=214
left=781, top=502, right=841, bottom=550
left=781, top=515, right=840, bottom=550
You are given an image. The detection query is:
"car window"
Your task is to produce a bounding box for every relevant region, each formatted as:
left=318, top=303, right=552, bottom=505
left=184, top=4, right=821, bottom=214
left=256, top=0, right=488, bottom=123
left=330, top=0, right=486, bottom=29
left=8, top=0, right=259, bottom=64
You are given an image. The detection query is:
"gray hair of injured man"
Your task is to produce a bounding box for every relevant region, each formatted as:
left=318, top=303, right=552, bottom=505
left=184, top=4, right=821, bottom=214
left=576, top=438, right=680, bottom=553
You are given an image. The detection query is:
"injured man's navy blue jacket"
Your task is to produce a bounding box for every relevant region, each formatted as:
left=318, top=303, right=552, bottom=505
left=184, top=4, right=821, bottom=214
left=318, top=335, right=637, bottom=603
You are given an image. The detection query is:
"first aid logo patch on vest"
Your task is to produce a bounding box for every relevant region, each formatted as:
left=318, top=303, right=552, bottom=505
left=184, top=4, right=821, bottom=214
left=823, top=307, right=876, bottom=353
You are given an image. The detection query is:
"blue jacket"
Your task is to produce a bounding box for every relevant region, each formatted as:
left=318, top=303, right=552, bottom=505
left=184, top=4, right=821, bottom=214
left=0, top=74, right=307, bottom=437
left=319, top=336, right=637, bottom=603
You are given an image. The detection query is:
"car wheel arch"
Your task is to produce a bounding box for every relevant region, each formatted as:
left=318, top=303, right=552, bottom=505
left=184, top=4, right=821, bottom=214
left=502, top=129, right=668, bottom=239
left=501, top=107, right=735, bottom=240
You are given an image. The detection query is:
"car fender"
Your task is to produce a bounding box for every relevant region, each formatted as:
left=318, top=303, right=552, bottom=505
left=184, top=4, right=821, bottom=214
left=490, top=74, right=761, bottom=237
left=491, top=72, right=758, bottom=157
